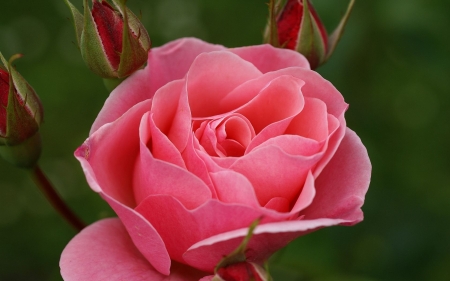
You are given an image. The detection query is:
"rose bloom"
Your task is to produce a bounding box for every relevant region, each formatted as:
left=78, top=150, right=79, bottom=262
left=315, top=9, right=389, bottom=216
left=60, top=38, right=371, bottom=280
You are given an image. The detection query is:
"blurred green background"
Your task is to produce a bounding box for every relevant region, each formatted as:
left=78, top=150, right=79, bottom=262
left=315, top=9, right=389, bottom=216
left=1, top=0, right=449, bottom=280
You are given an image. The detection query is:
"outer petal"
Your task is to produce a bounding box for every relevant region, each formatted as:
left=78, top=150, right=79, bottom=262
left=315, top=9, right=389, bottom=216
left=91, top=38, right=224, bottom=134
left=135, top=196, right=289, bottom=264
left=301, top=128, right=371, bottom=224
left=75, top=100, right=173, bottom=275
left=183, top=218, right=345, bottom=272
left=76, top=99, right=153, bottom=207
left=60, top=218, right=205, bottom=281
left=231, top=44, right=310, bottom=73
left=147, top=38, right=225, bottom=99
left=90, top=68, right=151, bottom=134
left=101, top=193, right=171, bottom=275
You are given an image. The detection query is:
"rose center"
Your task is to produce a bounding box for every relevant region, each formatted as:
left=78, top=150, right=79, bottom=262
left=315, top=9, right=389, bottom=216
left=194, top=113, right=255, bottom=157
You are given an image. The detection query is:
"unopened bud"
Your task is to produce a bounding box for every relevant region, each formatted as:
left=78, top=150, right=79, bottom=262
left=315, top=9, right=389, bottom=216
left=64, top=0, right=151, bottom=78
left=213, top=262, right=269, bottom=281
left=0, top=53, right=43, bottom=168
left=265, top=0, right=356, bottom=69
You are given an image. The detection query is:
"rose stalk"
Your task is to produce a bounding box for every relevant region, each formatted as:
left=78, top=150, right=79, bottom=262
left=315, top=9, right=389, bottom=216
left=0, top=53, right=85, bottom=231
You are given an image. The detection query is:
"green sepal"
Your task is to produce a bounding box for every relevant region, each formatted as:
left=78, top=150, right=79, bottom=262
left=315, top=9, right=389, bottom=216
left=263, top=0, right=281, bottom=47
left=63, top=0, right=84, bottom=47
left=214, top=218, right=260, bottom=273
left=80, top=0, right=116, bottom=78
left=0, top=131, right=41, bottom=168
left=111, top=0, right=151, bottom=51
left=111, top=0, right=150, bottom=78
left=0, top=53, right=43, bottom=146
left=296, top=0, right=327, bottom=69
left=324, top=0, right=356, bottom=63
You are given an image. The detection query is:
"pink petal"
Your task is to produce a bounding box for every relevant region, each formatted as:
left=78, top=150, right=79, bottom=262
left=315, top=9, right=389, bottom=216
left=60, top=218, right=202, bottom=281
left=290, top=171, right=316, bottom=214
left=183, top=218, right=345, bottom=272
left=222, top=67, right=346, bottom=119
left=210, top=171, right=260, bottom=207
left=301, top=128, right=371, bottom=224
left=151, top=80, right=191, bottom=152
left=90, top=38, right=224, bottom=134
left=218, top=114, right=255, bottom=149
left=196, top=119, right=225, bottom=157
left=187, top=51, right=262, bottom=117
left=90, top=69, right=152, bottom=135
left=141, top=112, right=186, bottom=168
left=312, top=115, right=345, bottom=178
left=135, top=196, right=284, bottom=264
left=181, top=133, right=217, bottom=198
left=133, top=118, right=211, bottom=208
left=147, top=38, right=225, bottom=99
left=75, top=99, right=153, bottom=207
left=285, top=97, right=329, bottom=142
left=196, top=114, right=255, bottom=157
left=264, top=197, right=290, bottom=212
left=236, top=75, right=305, bottom=134
left=229, top=145, right=322, bottom=206
left=248, top=135, right=322, bottom=157
left=231, top=44, right=310, bottom=73
left=101, top=193, right=171, bottom=275
left=221, top=67, right=346, bottom=124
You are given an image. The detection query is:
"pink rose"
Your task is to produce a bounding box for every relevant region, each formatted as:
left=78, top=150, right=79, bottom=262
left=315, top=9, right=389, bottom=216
left=61, top=38, right=371, bottom=280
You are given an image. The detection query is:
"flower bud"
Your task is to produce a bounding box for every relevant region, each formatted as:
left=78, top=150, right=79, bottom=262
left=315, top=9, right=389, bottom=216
left=213, top=262, right=269, bottom=281
left=64, top=0, right=151, bottom=78
left=0, top=53, right=43, bottom=168
left=265, top=0, right=356, bottom=69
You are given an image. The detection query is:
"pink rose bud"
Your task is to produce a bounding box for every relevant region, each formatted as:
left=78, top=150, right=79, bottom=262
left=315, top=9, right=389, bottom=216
left=265, top=0, right=356, bottom=69
left=215, top=262, right=268, bottom=281
left=64, top=0, right=151, bottom=78
left=0, top=53, right=43, bottom=168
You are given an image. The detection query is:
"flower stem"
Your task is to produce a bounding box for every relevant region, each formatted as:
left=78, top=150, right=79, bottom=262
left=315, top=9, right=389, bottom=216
left=30, top=165, right=86, bottom=232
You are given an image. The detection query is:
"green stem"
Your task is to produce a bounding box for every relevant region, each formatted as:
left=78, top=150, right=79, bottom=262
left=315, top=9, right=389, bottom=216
left=30, top=165, right=86, bottom=232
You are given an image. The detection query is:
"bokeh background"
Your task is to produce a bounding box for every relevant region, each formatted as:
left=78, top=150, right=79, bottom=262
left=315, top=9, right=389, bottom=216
left=1, top=0, right=449, bottom=280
